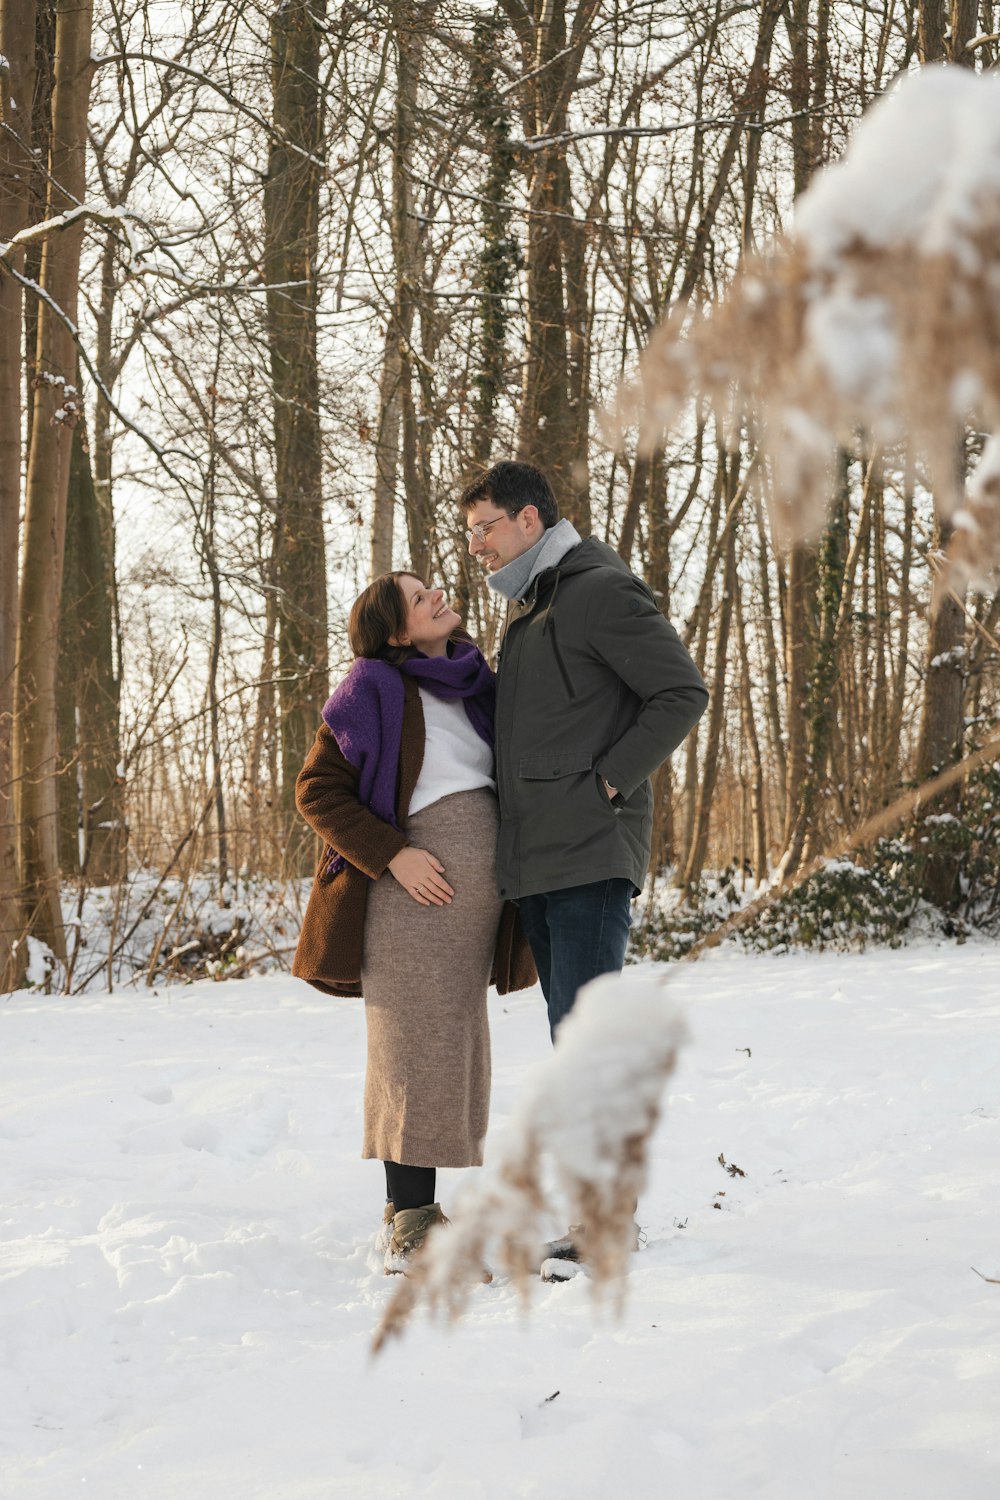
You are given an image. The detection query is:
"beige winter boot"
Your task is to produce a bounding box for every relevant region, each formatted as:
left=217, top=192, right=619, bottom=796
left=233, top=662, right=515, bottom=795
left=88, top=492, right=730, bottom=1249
left=383, top=1203, right=448, bottom=1276
left=375, top=1200, right=395, bottom=1254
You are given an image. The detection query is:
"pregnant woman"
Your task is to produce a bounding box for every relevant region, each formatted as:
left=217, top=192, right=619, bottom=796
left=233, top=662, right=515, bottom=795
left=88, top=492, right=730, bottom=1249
left=293, top=572, right=534, bottom=1273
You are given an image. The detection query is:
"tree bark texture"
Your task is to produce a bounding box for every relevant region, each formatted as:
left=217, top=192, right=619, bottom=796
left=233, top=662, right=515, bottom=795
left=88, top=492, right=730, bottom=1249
left=914, top=519, right=967, bottom=909
left=469, top=11, right=518, bottom=471
left=389, top=5, right=435, bottom=582
left=57, top=404, right=124, bottom=886
left=683, top=447, right=738, bottom=890
left=264, top=0, right=328, bottom=870
left=918, top=0, right=946, bottom=61
left=0, top=0, right=37, bottom=988
left=513, top=0, right=600, bottom=531
left=370, top=324, right=401, bottom=579
left=949, top=0, right=978, bottom=62
left=14, top=0, right=94, bottom=968
left=799, top=451, right=849, bottom=864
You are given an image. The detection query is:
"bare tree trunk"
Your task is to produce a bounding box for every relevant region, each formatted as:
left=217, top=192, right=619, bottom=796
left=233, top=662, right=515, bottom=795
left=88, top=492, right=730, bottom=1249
left=618, top=453, right=648, bottom=566
left=683, top=445, right=738, bottom=890
left=22, top=0, right=53, bottom=463
left=752, top=490, right=787, bottom=830
left=87, top=226, right=125, bottom=882
left=198, top=342, right=228, bottom=898
left=264, top=0, right=328, bottom=873
left=914, top=518, right=967, bottom=908
left=0, top=0, right=36, bottom=988
left=950, top=0, right=978, bottom=61
left=775, top=0, right=831, bottom=880
left=14, top=0, right=94, bottom=968
left=246, top=579, right=278, bottom=872
left=676, top=0, right=787, bottom=306
left=389, top=5, right=436, bottom=581
left=371, top=328, right=401, bottom=579
left=886, top=465, right=915, bottom=776
left=776, top=539, right=816, bottom=880
left=57, top=398, right=123, bottom=887
left=469, top=10, right=517, bottom=471
left=799, top=450, right=850, bottom=863
left=514, top=0, right=600, bottom=530
left=918, top=0, right=946, bottom=62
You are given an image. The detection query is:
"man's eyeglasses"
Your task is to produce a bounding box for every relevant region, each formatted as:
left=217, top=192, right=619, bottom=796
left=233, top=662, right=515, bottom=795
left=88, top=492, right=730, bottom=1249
left=465, top=514, right=509, bottom=544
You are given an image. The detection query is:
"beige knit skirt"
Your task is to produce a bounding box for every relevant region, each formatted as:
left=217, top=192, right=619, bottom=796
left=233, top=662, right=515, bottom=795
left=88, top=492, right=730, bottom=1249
left=360, top=787, right=502, bottom=1168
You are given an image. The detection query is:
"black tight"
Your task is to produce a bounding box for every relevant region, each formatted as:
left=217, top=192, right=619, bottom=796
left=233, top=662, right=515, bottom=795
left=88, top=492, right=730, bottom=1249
left=384, top=1161, right=436, bottom=1213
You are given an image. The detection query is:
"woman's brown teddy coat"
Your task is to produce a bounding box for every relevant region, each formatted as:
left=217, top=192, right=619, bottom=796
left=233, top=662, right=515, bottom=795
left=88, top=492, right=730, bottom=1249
left=292, top=673, right=536, bottom=998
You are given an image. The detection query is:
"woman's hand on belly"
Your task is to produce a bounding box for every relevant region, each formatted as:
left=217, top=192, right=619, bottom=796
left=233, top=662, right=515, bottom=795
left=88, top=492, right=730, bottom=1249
left=387, top=846, right=455, bottom=906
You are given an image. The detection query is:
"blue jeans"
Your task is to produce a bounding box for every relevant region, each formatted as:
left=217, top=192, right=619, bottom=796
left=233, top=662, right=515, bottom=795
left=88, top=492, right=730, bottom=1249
left=516, top=879, right=635, bottom=1040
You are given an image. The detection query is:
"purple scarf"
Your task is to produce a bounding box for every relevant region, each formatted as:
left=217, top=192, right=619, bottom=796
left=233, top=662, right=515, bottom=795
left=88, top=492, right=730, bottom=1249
left=319, top=640, right=495, bottom=879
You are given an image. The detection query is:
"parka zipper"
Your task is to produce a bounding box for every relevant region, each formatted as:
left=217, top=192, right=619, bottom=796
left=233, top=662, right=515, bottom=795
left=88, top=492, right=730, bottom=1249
left=547, top=616, right=576, bottom=699
left=536, top=570, right=576, bottom=700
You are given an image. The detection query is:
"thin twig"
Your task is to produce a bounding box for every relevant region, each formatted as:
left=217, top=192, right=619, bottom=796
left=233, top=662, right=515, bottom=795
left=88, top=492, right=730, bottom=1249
left=72, top=788, right=217, bottom=994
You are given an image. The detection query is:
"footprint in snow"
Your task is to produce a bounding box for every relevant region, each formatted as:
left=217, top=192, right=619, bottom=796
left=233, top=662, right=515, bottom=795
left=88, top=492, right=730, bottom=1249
left=138, top=1085, right=174, bottom=1105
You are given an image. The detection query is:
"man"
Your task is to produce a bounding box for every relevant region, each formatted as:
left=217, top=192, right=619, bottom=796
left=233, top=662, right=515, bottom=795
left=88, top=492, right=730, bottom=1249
left=461, top=459, right=708, bottom=1040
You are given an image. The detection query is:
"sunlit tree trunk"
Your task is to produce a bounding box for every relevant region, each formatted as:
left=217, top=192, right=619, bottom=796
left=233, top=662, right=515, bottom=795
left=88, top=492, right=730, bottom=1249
left=14, top=0, right=94, bottom=968
left=382, top=3, right=436, bottom=581
left=776, top=0, right=830, bottom=881
left=735, top=571, right=767, bottom=884
left=918, top=0, right=946, bottom=61
left=0, top=0, right=36, bottom=988
left=909, top=9, right=972, bottom=908
left=683, top=445, right=738, bottom=890
left=469, top=11, right=517, bottom=471
left=264, top=0, right=328, bottom=873
left=512, top=0, right=600, bottom=532
left=371, top=328, right=401, bottom=580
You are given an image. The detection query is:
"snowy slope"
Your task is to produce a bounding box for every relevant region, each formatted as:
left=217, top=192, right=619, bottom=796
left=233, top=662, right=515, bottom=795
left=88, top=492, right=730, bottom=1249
left=2, top=946, right=999, bottom=1498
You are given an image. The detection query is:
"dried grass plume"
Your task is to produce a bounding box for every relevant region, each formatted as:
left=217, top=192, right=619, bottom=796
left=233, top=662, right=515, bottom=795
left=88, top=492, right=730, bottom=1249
left=617, top=66, right=1000, bottom=589
left=373, top=971, right=686, bottom=1353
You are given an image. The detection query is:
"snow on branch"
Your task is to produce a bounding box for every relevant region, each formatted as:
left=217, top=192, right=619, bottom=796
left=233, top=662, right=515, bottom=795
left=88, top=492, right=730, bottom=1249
left=7, top=263, right=201, bottom=493
left=619, top=66, right=1000, bottom=589
left=0, top=202, right=141, bottom=263
left=373, top=972, right=685, bottom=1353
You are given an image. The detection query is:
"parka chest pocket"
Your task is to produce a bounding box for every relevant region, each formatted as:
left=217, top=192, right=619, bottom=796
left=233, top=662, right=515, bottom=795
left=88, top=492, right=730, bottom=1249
left=518, top=750, right=593, bottom=779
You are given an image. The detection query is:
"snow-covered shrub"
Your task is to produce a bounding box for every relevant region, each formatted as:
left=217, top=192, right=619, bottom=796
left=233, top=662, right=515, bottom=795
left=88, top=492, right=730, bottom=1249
left=939, top=760, right=1000, bottom=927
left=631, top=843, right=923, bottom=959
left=965, top=762, right=1000, bottom=924
left=628, top=865, right=746, bottom=962
left=632, top=785, right=1000, bottom=960
left=743, top=843, right=920, bottom=952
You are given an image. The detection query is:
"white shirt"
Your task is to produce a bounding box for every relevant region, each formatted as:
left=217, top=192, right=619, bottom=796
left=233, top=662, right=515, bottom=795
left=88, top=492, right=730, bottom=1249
left=408, top=690, right=496, bottom=816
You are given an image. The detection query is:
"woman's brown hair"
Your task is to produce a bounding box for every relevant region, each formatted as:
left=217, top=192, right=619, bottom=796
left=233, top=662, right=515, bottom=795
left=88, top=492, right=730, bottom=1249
left=348, top=572, right=424, bottom=666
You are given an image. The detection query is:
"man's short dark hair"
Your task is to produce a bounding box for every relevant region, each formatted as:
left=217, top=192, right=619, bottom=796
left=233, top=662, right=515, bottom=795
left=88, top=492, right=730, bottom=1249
left=459, top=461, right=559, bottom=529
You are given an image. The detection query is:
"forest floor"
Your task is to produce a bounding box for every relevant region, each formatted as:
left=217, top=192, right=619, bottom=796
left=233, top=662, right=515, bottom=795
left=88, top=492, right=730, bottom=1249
left=3, top=942, right=999, bottom=1498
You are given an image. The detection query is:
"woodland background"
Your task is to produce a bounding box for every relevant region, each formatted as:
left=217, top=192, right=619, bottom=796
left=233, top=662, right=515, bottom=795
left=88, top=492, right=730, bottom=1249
left=3, top=0, right=999, bottom=994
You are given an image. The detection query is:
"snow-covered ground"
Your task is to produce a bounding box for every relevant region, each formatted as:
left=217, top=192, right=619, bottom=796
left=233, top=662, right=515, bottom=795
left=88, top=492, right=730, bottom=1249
left=3, top=944, right=998, bottom=1498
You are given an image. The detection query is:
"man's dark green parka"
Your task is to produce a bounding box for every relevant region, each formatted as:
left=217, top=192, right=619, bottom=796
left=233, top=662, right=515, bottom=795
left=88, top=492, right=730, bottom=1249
left=492, top=536, right=708, bottom=900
